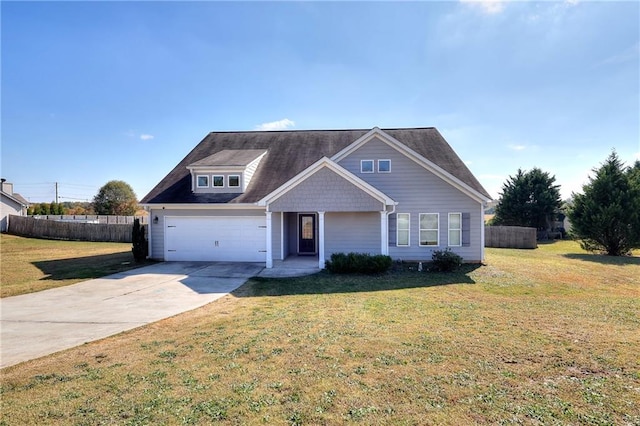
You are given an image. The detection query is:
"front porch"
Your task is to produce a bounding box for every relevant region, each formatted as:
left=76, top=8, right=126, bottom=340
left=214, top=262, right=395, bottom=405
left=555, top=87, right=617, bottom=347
left=258, top=255, right=321, bottom=278
left=266, top=210, right=391, bottom=269
left=259, top=157, right=397, bottom=269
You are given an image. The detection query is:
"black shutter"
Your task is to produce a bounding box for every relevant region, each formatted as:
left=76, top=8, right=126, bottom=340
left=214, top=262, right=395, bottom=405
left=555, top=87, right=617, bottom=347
left=462, top=212, right=471, bottom=247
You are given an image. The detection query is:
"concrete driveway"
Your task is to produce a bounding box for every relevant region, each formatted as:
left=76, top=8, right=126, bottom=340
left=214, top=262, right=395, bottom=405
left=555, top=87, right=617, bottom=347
left=0, top=262, right=264, bottom=369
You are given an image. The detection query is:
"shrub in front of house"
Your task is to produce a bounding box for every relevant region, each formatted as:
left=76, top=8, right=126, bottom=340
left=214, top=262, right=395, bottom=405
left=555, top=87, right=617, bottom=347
left=429, top=248, right=463, bottom=272
left=132, top=218, right=148, bottom=262
left=325, top=252, right=393, bottom=274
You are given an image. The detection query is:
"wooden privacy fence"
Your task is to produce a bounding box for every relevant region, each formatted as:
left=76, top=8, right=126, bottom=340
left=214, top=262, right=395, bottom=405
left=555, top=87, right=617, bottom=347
left=485, top=226, right=537, bottom=249
left=7, top=215, right=147, bottom=243
left=31, top=215, right=147, bottom=224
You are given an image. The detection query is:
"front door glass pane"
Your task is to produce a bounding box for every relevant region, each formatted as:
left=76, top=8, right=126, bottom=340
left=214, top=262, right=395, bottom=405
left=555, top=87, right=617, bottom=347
left=302, top=216, right=313, bottom=240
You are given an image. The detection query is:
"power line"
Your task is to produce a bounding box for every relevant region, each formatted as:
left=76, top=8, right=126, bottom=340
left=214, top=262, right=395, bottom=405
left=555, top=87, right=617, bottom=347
left=58, top=182, right=100, bottom=189
left=58, top=196, right=90, bottom=201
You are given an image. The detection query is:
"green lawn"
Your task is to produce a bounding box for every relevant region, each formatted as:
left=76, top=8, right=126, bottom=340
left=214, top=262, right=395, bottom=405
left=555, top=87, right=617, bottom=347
left=1, top=241, right=639, bottom=425
left=0, top=234, right=151, bottom=298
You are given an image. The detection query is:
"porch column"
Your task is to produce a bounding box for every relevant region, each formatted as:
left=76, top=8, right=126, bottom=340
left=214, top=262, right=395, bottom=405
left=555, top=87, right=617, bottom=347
left=318, top=211, right=325, bottom=269
left=380, top=211, right=389, bottom=255
left=266, top=211, right=273, bottom=268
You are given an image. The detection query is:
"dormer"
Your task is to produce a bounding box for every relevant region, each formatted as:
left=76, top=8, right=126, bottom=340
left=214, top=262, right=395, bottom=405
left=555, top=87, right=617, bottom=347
left=187, top=149, right=267, bottom=194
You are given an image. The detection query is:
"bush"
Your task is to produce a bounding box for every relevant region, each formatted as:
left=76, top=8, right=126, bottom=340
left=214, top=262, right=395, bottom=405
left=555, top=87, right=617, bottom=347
left=325, top=252, right=393, bottom=274
left=430, top=249, right=463, bottom=272
left=131, top=218, right=148, bottom=262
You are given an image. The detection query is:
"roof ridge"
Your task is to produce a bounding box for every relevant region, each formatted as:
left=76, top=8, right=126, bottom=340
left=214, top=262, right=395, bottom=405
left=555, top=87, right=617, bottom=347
left=206, top=127, right=437, bottom=134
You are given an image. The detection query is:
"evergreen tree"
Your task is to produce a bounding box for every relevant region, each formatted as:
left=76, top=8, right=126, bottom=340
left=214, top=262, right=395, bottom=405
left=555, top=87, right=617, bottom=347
left=493, top=168, right=562, bottom=229
left=92, top=180, right=138, bottom=215
left=569, top=152, right=640, bottom=256
left=131, top=218, right=148, bottom=262
left=37, top=202, right=49, bottom=215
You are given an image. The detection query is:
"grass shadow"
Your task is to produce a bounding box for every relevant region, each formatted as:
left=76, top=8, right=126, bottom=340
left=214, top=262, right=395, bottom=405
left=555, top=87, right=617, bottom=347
left=537, top=240, right=561, bottom=246
left=236, top=264, right=481, bottom=297
left=32, top=252, right=154, bottom=281
left=561, top=253, right=640, bottom=266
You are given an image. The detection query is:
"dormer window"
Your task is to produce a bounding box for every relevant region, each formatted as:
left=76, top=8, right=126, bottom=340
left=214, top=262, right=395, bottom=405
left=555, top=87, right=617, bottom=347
left=197, top=175, right=209, bottom=188
left=228, top=175, right=240, bottom=188
left=213, top=175, right=224, bottom=187
left=187, top=149, right=267, bottom=194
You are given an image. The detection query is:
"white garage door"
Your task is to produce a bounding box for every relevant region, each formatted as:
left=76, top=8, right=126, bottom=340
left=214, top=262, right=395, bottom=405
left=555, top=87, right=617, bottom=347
left=165, top=216, right=266, bottom=262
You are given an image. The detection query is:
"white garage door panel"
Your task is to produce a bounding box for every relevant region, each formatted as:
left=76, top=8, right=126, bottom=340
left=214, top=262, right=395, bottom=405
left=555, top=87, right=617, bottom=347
left=165, top=217, right=266, bottom=262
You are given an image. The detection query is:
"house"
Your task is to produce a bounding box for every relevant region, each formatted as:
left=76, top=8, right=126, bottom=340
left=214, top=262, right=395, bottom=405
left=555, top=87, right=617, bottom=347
left=1, top=179, right=29, bottom=232
left=141, top=127, right=492, bottom=269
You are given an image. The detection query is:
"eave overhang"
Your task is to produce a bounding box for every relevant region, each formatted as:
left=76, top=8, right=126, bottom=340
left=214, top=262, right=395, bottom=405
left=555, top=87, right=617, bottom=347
left=141, top=203, right=265, bottom=210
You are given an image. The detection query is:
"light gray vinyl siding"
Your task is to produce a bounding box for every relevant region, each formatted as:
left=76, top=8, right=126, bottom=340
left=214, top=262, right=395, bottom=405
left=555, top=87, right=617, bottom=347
left=338, top=136, right=483, bottom=262
left=271, top=211, right=283, bottom=260
left=285, top=212, right=297, bottom=256
left=243, top=154, right=265, bottom=191
left=324, top=212, right=380, bottom=258
left=1, top=197, right=26, bottom=232
left=148, top=208, right=265, bottom=260
left=269, top=167, right=384, bottom=212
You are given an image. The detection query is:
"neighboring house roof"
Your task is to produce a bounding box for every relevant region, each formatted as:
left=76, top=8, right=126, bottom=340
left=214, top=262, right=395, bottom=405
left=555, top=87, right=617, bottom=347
left=1, top=190, right=29, bottom=208
left=141, top=127, right=491, bottom=204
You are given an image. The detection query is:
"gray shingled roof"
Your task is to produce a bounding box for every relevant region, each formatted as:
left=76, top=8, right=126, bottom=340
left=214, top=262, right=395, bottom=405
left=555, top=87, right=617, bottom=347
left=188, top=149, right=267, bottom=168
left=141, top=128, right=491, bottom=204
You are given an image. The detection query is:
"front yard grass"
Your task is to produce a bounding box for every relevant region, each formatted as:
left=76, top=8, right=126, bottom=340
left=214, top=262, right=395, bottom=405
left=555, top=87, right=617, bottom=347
left=1, top=240, right=639, bottom=424
left=0, top=234, right=150, bottom=298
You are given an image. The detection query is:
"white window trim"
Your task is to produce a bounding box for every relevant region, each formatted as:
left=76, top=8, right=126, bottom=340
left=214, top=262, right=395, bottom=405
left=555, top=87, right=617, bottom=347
left=448, top=212, right=462, bottom=247
left=361, top=159, right=374, bottom=173
left=378, top=159, right=391, bottom=173
left=396, top=213, right=410, bottom=247
left=419, top=213, right=439, bottom=247
left=212, top=175, right=225, bottom=188
left=196, top=175, right=209, bottom=188
left=228, top=175, right=241, bottom=188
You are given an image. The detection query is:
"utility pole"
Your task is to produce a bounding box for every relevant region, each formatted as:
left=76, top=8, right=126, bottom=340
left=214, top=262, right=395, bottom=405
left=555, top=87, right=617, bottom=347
left=55, top=182, right=59, bottom=204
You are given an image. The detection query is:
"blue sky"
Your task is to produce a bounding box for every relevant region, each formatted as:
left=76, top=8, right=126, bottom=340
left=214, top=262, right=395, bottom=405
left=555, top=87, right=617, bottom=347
left=2, top=1, right=639, bottom=203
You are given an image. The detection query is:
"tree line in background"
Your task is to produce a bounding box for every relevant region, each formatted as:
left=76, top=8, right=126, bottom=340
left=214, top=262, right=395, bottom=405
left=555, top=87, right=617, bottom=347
left=491, top=150, right=640, bottom=256
left=27, top=180, right=141, bottom=217
left=28, top=201, right=93, bottom=216
left=25, top=157, right=640, bottom=257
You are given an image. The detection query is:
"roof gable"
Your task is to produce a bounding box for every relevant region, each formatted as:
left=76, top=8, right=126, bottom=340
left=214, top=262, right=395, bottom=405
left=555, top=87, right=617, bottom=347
left=258, top=157, right=395, bottom=208
left=332, top=128, right=491, bottom=203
